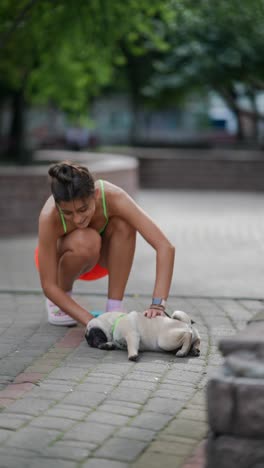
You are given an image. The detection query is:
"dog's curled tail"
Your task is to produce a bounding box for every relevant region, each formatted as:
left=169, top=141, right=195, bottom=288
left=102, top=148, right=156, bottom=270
left=171, top=310, right=193, bottom=325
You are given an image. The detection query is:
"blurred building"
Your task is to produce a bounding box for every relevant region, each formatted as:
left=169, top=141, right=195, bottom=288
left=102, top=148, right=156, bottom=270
left=1, top=91, right=262, bottom=152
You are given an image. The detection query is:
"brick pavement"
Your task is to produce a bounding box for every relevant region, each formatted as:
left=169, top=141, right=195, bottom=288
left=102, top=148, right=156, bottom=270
left=0, top=292, right=261, bottom=467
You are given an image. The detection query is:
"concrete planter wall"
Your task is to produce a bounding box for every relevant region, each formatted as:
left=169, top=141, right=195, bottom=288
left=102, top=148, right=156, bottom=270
left=112, top=147, right=264, bottom=191
left=0, top=151, right=138, bottom=237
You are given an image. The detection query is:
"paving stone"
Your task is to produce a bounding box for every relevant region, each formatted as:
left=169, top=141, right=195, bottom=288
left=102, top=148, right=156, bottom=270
left=113, top=379, right=157, bottom=390
left=45, top=406, right=89, bottom=420
left=158, top=434, right=198, bottom=444
left=0, top=454, right=33, bottom=468
left=106, top=399, right=142, bottom=409
left=94, top=437, right=148, bottom=461
left=39, top=444, right=91, bottom=461
left=0, top=428, right=12, bottom=443
left=143, top=397, right=184, bottom=415
left=0, top=446, right=39, bottom=459
left=130, top=363, right=169, bottom=373
left=0, top=413, right=32, bottom=430
left=110, top=388, right=151, bottom=404
left=76, top=382, right=116, bottom=392
left=48, top=367, right=89, bottom=381
left=83, top=375, right=122, bottom=385
left=148, top=439, right=194, bottom=456
left=160, top=382, right=196, bottom=394
left=165, top=371, right=201, bottom=384
left=5, top=427, right=60, bottom=449
left=0, top=397, right=14, bottom=408
left=28, top=459, right=78, bottom=468
left=93, top=364, right=133, bottom=376
left=154, top=389, right=192, bottom=400
left=62, top=421, right=116, bottom=443
left=96, top=403, right=139, bottom=417
left=29, top=415, right=76, bottom=430
left=53, top=440, right=97, bottom=450
left=164, top=418, right=208, bottom=440
left=116, top=426, right=156, bottom=441
left=124, top=372, right=162, bottom=383
left=62, top=391, right=106, bottom=407
left=190, top=391, right=206, bottom=406
left=82, top=459, right=129, bottom=468
left=14, top=372, right=44, bottom=384
left=3, top=397, right=54, bottom=416
left=132, top=451, right=184, bottom=468
left=180, top=408, right=207, bottom=422
left=85, top=410, right=131, bottom=426
left=28, top=387, right=70, bottom=400
left=129, top=412, right=172, bottom=431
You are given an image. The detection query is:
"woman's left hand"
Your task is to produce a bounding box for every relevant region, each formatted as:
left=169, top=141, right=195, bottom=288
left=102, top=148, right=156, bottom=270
left=144, top=308, right=166, bottom=319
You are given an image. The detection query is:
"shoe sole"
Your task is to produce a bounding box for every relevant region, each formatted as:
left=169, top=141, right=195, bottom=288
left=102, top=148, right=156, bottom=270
left=48, top=318, right=77, bottom=326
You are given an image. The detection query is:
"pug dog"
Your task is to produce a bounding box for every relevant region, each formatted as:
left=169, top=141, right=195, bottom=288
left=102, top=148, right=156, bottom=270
left=85, top=310, right=200, bottom=361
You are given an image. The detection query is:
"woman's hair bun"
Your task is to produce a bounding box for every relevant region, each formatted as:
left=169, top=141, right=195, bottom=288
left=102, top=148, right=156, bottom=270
left=48, top=161, right=95, bottom=202
left=48, top=162, right=73, bottom=184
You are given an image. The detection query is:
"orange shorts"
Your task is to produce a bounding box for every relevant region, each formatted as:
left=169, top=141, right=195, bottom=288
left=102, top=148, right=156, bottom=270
left=34, top=247, right=108, bottom=281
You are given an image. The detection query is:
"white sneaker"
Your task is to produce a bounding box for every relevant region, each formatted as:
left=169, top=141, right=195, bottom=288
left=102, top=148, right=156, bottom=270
left=46, top=298, right=77, bottom=326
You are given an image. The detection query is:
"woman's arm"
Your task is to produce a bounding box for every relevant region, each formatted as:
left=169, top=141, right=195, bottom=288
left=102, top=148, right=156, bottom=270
left=108, top=185, right=176, bottom=316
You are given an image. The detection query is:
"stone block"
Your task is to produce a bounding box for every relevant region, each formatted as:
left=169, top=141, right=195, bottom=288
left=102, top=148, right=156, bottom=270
left=219, top=322, right=264, bottom=357
left=207, top=374, right=234, bottom=434
left=207, top=372, right=264, bottom=437
left=206, top=432, right=264, bottom=468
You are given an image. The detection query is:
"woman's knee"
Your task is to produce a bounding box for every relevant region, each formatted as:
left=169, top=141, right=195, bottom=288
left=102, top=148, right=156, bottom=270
left=63, top=228, right=102, bottom=260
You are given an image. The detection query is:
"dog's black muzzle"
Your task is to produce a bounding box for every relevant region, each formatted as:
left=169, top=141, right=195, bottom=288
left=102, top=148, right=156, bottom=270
left=85, top=327, right=108, bottom=348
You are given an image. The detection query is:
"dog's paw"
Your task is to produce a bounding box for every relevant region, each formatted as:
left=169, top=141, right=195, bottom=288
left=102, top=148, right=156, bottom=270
left=98, top=342, right=116, bottom=350
left=128, top=354, right=139, bottom=361
left=176, top=349, right=188, bottom=358
left=189, top=347, right=200, bottom=357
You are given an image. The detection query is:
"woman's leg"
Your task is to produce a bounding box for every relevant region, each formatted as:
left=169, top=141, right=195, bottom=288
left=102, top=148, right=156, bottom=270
left=45, top=228, right=102, bottom=325
left=57, top=228, right=102, bottom=291
left=99, top=217, right=136, bottom=302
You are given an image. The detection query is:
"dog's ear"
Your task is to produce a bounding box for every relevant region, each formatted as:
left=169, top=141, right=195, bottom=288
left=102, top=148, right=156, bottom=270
left=85, top=327, right=107, bottom=348
left=191, top=319, right=195, bottom=324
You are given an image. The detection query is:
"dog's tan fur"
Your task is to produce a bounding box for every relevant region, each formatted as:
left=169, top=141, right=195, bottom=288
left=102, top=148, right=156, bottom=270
left=86, top=310, right=200, bottom=361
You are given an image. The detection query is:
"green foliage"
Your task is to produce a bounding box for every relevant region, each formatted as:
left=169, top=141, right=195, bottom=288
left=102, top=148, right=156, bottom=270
left=0, top=0, right=172, bottom=114
left=146, top=0, right=264, bottom=101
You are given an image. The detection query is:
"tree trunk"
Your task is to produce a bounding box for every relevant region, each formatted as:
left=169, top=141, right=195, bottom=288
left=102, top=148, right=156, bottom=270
left=248, top=89, right=259, bottom=142
left=217, top=86, right=246, bottom=142
left=6, top=89, right=28, bottom=163
left=233, top=107, right=244, bottom=141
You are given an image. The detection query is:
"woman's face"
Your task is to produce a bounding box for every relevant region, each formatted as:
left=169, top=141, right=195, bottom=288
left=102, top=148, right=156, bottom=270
left=57, top=195, right=96, bottom=229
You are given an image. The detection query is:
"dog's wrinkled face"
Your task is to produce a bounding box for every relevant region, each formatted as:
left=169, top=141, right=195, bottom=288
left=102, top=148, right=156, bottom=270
left=85, top=327, right=107, bottom=348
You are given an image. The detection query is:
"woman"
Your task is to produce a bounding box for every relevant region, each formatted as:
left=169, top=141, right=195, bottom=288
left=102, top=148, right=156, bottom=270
left=36, top=161, right=175, bottom=327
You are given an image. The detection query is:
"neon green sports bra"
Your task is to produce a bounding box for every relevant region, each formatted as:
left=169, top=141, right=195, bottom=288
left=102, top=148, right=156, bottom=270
left=58, top=179, right=108, bottom=235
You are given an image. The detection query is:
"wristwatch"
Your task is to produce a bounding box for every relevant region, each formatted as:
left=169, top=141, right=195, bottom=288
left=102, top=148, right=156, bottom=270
left=151, top=297, right=167, bottom=308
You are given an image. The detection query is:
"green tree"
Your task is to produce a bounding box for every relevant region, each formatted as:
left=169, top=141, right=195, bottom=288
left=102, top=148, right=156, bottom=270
left=0, top=0, right=172, bottom=161
left=145, top=0, right=264, bottom=141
